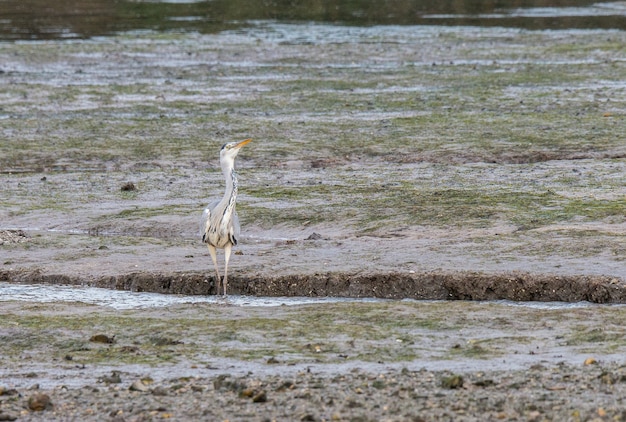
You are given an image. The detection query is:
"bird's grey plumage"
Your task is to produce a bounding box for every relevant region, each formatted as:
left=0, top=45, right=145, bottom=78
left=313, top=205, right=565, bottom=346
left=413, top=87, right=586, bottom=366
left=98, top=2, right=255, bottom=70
left=201, top=138, right=251, bottom=296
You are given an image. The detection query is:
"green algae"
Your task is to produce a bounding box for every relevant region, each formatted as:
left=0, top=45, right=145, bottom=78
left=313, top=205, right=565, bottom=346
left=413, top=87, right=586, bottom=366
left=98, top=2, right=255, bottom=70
left=2, top=301, right=625, bottom=368
left=0, top=25, right=624, bottom=274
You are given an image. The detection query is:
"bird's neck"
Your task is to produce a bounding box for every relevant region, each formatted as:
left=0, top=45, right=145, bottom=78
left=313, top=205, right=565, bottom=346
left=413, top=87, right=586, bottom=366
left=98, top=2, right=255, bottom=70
left=223, top=168, right=238, bottom=199
left=220, top=163, right=238, bottom=216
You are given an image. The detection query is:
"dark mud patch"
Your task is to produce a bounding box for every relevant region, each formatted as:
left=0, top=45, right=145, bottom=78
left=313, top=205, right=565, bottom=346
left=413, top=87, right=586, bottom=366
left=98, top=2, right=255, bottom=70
left=2, top=269, right=625, bottom=303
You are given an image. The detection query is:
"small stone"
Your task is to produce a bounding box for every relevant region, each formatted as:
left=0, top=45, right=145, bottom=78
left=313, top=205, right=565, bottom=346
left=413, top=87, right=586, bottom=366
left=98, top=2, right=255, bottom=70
left=598, top=371, right=616, bottom=385
left=252, top=391, right=267, bottom=403
left=239, top=388, right=255, bottom=398
left=99, top=371, right=122, bottom=384
left=0, top=412, right=18, bottom=421
left=473, top=379, right=495, bottom=387
left=121, top=181, right=136, bottom=191
left=275, top=381, right=294, bottom=392
left=90, top=334, right=115, bottom=344
left=27, top=393, right=51, bottom=411
left=151, top=386, right=169, bottom=396
left=0, top=387, right=18, bottom=396
left=129, top=380, right=149, bottom=392
left=441, top=375, right=464, bottom=389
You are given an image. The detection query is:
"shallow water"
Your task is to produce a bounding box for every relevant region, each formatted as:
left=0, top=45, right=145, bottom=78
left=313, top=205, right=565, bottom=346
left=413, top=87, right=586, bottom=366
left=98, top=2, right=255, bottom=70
left=0, top=282, right=383, bottom=309
left=0, top=281, right=603, bottom=310
left=1, top=0, right=626, bottom=41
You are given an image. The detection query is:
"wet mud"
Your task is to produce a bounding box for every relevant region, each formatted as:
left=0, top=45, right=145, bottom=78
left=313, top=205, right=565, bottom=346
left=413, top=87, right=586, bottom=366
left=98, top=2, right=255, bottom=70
left=1, top=19, right=625, bottom=421
left=2, top=298, right=626, bottom=421
left=2, top=268, right=626, bottom=303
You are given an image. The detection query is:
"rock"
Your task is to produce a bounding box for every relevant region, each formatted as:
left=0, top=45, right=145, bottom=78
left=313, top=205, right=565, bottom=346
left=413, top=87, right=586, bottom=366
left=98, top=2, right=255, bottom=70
left=239, top=388, right=255, bottom=398
left=0, top=387, right=18, bottom=396
left=441, top=375, right=464, bottom=389
left=0, top=412, right=18, bottom=421
left=275, top=380, right=294, bottom=392
left=305, top=232, right=323, bottom=240
left=474, top=379, right=496, bottom=387
left=121, top=181, right=136, bottom=191
left=129, top=380, right=149, bottom=392
left=90, top=334, right=115, bottom=344
left=252, top=391, right=267, bottom=403
left=151, top=386, right=169, bottom=396
left=99, top=371, right=122, bottom=384
left=27, top=393, right=51, bottom=411
left=151, top=336, right=183, bottom=346
left=0, top=230, right=28, bottom=245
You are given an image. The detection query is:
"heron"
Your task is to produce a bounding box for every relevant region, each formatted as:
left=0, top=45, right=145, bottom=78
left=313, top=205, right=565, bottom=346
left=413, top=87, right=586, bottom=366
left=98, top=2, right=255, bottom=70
left=201, top=138, right=252, bottom=296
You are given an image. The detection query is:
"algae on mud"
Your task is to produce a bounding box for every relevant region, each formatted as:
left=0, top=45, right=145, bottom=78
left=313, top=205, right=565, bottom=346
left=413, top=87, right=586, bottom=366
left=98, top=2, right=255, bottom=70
left=1, top=299, right=626, bottom=378
left=0, top=23, right=625, bottom=294
left=1, top=15, right=626, bottom=422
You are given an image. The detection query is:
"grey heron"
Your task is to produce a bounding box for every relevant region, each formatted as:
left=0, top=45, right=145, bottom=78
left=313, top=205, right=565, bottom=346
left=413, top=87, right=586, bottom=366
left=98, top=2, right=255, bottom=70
left=201, top=138, right=252, bottom=295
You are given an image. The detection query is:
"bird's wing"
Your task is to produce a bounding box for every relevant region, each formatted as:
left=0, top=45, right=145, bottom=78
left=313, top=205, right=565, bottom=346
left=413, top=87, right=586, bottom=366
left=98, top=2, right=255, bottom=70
left=229, top=210, right=240, bottom=246
left=200, top=200, right=219, bottom=242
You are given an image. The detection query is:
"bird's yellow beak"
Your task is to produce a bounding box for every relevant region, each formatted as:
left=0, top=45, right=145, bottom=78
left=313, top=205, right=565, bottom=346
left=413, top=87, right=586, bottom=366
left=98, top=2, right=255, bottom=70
left=235, top=138, right=252, bottom=149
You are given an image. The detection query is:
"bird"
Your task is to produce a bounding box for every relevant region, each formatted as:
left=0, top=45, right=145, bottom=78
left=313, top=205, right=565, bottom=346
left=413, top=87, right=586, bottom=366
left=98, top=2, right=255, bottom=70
left=200, top=138, right=252, bottom=296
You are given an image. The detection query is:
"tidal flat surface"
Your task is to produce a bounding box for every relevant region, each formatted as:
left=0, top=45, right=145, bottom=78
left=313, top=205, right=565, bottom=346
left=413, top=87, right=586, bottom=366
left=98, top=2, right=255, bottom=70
left=0, top=18, right=625, bottom=421
left=0, top=22, right=624, bottom=287
left=1, top=298, right=626, bottom=421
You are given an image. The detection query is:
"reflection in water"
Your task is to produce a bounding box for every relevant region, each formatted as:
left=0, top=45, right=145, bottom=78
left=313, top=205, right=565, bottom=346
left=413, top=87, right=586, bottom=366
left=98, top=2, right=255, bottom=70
left=0, top=0, right=625, bottom=41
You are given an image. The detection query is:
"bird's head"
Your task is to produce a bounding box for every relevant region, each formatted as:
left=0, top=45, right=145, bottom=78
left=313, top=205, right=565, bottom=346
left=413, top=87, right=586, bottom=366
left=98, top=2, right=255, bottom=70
left=220, top=138, right=252, bottom=162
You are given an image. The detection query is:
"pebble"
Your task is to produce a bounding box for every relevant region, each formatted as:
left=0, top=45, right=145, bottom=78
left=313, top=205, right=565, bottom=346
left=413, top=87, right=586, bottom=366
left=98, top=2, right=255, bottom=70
left=1, top=364, right=626, bottom=420
left=129, top=380, right=149, bottom=392
left=27, top=393, right=51, bottom=411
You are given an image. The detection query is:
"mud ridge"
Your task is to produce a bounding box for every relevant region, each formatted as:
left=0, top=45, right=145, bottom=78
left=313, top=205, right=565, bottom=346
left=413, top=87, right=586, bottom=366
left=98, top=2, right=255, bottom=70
left=1, top=269, right=625, bottom=304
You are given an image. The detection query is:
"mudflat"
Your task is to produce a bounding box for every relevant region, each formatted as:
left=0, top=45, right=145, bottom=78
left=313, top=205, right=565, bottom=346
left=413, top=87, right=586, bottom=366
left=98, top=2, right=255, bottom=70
left=1, top=299, right=626, bottom=421
left=0, top=21, right=625, bottom=421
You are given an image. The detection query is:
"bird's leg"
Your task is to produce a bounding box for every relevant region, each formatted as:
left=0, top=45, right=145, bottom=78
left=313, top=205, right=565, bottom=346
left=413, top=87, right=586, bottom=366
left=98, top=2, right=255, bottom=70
left=207, top=245, right=221, bottom=295
left=223, top=244, right=232, bottom=296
